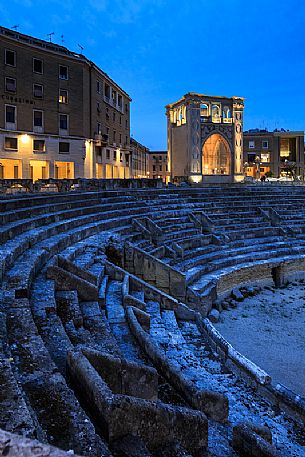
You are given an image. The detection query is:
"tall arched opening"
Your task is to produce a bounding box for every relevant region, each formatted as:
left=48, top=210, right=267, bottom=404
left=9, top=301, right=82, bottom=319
left=202, top=134, right=231, bottom=175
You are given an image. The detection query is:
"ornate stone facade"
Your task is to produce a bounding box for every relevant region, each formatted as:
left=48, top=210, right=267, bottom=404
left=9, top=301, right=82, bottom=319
left=166, top=92, right=244, bottom=183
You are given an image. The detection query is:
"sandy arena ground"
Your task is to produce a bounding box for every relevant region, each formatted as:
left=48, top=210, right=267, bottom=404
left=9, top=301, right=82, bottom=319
left=214, top=282, right=305, bottom=397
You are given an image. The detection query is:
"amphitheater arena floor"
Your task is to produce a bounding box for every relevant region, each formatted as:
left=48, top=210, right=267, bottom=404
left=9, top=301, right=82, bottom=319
left=215, top=282, right=305, bottom=397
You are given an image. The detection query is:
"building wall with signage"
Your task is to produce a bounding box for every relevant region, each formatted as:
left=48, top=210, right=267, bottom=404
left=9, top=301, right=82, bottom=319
left=0, top=26, right=131, bottom=180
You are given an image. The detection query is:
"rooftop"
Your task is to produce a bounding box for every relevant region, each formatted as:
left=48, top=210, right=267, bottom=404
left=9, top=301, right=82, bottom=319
left=166, top=92, right=244, bottom=109
left=0, top=25, right=131, bottom=100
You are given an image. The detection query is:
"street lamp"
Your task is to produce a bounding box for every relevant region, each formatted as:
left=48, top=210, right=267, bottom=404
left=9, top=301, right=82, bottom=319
left=255, top=155, right=261, bottom=180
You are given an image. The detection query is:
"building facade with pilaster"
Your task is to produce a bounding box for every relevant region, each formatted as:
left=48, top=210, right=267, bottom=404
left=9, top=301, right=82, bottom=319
left=0, top=26, right=131, bottom=180
left=166, top=92, right=244, bottom=183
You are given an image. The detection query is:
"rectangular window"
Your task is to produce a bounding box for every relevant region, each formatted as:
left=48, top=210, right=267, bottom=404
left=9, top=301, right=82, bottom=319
left=5, top=105, right=16, bottom=123
left=97, top=102, right=100, bottom=112
left=120, top=152, right=123, bottom=162
left=59, top=142, right=70, bottom=153
left=119, top=133, right=122, bottom=143
left=262, top=140, right=269, bottom=148
left=113, top=112, right=116, bottom=121
left=153, top=165, right=156, bottom=171
left=106, top=149, right=110, bottom=159
left=97, top=80, right=101, bottom=93
left=33, top=84, right=43, bottom=98
left=113, top=131, right=116, bottom=142
left=112, top=90, right=117, bottom=104
left=33, top=139, right=45, bottom=152
left=125, top=119, right=128, bottom=129
left=113, top=150, right=116, bottom=160
left=119, top=116, right=122, bottom=125
left=59, top=114, right=68, bottom=130
left=5, top=77, right=16, bottom=93
left=5, top=49, right=16, bottom=66
left=248, top=153, right=256, bottom=163
left=118, top=94, right=122, bottom=108
left=105, top=83, right=110, bottom=98
left=249, top=140, right=255, bottom=149
left=97, top=122, right=101, bottom=134
left=4, top=137, right=17, bottom=150
left=261, top=153, right=270, bottom=162
left=33, top=110, right=43, bottom=127
left=159, top=165, right=162, bottom=171
left=59, top=65, right=68, bottom=80
left=59, top=89, right=68, bottom=104
left=33, top=58, right=43, bottom=74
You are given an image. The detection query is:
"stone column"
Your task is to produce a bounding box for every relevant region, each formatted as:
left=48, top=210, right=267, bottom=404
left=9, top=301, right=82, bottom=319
left=188, top=101, right=202, bottom=179
left=232, top=102, right=244, bottom=182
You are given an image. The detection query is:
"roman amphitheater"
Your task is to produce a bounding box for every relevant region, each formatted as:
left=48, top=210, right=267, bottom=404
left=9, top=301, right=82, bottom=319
left=1, top=181, right=305, bottom=457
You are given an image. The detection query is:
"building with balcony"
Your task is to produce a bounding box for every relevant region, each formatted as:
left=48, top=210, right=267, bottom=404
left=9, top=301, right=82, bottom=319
left=130, top=138, right=149, bottom=178
left=147, top=150, right=170, bottom=183
left=166, top=92, right=244, bottom=183
left=243, top=129, right=305, bottom=179
left=0, top=26, right=131, bottom=180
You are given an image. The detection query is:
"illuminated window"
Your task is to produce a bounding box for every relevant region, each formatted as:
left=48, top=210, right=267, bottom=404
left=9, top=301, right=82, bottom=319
left=33, top=58, right=43, bottom=74
left=200, top=104, right=209, bottom=116
left=212, top=104, right=221, bottom=122
left=59, top=89, right=68, bottom=104
left=5, top=77, right=16, bottom=93
left=261, top=153, right=270, bottom=162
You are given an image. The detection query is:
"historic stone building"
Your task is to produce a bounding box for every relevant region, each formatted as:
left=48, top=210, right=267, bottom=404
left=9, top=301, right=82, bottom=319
left=166, top=92, right=244, bottom=183
left=243, top=129, right=305, bottom=179
left=147, top=150, right=170, bottom=183
left=0, top=26, right=131, bottom=180
left=130, top=138, right=149, bottom=178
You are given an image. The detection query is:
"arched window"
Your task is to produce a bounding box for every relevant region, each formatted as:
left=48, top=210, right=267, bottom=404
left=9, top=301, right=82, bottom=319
left=200, top=103, right=209, bottom=117
left=223, top=106, right=231, bottom=119
left=212, top=104, right=221, bottom=123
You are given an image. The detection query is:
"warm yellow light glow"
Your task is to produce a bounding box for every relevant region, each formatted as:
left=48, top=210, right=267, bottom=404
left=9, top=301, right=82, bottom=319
left=189, top=175, right=202, bottom=184
left=21, top=134, right=30, bottom=144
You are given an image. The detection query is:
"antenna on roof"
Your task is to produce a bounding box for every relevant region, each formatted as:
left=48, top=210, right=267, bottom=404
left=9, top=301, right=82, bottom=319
left=78, top=43, right=84, bottom=54
left=47, top=32, right=55, bottom=42
left=61, top=34, right=64, bottom=45
left=12, top=25, right=19, bottom=31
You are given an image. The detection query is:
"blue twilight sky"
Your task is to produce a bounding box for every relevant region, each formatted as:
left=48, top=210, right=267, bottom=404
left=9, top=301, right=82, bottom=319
left=1, top=0, right=305, bottom=150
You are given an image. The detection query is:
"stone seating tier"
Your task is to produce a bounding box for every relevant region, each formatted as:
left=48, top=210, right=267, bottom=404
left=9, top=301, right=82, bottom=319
left=1, top=185, right=305, bottom=456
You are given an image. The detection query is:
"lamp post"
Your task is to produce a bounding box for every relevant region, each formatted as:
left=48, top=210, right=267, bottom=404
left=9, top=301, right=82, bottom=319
left=255, top=155, right=261, bottom=181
